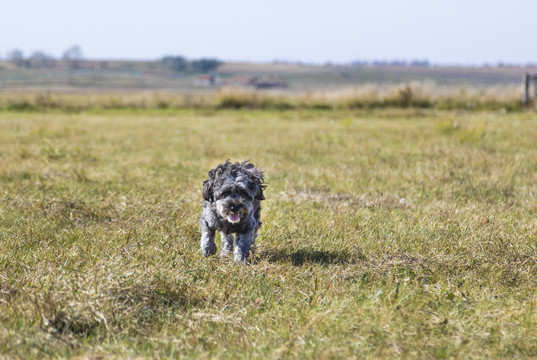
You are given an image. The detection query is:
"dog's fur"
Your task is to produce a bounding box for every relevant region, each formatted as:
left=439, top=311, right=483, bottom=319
left=200, top=160, right=266, bottom=263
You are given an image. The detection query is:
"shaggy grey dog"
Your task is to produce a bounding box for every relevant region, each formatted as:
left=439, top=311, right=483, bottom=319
left=200, top=160, right=266, bottom=263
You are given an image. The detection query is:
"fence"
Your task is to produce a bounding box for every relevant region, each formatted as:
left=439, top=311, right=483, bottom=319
left=523, top=73, right=537, bottom=106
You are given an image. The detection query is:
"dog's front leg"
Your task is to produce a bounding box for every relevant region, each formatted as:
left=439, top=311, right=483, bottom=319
left=200, top=219, right=217, bottom=257
left=234, top=229, right=254, bottom=264
left=249, top=220, right=262, bottom=254
left=220, top=232, right=234, bottom=256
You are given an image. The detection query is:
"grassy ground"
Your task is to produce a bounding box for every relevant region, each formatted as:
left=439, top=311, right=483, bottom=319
left=0, top=86, right=526, bottom=112
left=0, top=107, right=537, bottom=359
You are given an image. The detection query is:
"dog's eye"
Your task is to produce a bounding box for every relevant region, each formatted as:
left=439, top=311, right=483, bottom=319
left=238, top=189, right=251, bottom=198
left=220, top=191, right=230, bottom=198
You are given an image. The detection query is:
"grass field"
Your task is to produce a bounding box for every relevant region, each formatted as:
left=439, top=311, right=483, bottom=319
left=1, top=107, right=537, bottom=359
left=0, top=85, right=527, bottom=112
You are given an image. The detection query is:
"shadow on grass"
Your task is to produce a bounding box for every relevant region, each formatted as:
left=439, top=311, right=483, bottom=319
left=258, top=248, right=364, bottom=266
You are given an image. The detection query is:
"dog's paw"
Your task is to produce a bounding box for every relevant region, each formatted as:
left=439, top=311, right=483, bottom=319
left=202, top=243, right=217, bottom=257
left=220, top=249, right=232, bottom=257
left=234, top=253, right=249, bottom=264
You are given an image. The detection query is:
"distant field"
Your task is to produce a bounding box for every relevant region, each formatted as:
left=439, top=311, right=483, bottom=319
left=1, top=60, right=532, bottom=112
left=1, top=60, right=535, bottom=91
left=1, top=108, right=537, bottom=358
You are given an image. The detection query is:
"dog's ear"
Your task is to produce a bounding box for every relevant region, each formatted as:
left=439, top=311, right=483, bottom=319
left=255, top=182, right=265, bottom=201
left=202, top=169, right=216, bottom=202
left=243, top=163, right=266, bottom=201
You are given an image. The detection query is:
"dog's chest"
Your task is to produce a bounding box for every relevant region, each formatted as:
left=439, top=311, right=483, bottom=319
left=215, top=216, right=252, bottom=234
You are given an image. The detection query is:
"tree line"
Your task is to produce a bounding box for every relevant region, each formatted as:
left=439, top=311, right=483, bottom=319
left=6, top=45, right=83, bottom=69
left=160, top=55, right=222, bottom=73
left=3, top=46, right=223, bottom=73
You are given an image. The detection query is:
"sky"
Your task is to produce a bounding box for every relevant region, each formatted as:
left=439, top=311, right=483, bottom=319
left=2, top=0, right=536, bottom=65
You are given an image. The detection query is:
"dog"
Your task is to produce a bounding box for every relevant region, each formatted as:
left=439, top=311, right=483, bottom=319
left=200, top=160, right=266, bottom=263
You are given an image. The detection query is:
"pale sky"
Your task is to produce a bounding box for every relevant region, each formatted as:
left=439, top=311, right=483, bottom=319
left=2, top=0, right=535, bottom=65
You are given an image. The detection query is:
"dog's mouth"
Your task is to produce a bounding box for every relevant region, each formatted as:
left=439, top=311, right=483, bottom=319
left=228, top=213, right=241, bottom=223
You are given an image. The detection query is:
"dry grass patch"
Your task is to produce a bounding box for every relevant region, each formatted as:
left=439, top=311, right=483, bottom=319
left=1, top=108, right=537, bottom=358
left=0, top=82, right=527, bottom=112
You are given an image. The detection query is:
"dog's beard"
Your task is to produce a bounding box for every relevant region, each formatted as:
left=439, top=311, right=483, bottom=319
left=228, top=213, right=241, bottom=223
left=216, top=201, right=248, bottom=224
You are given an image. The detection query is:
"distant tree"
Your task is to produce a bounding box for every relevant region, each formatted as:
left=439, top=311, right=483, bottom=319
left=63, top=45, right=83, bottom=60
left=7, top=49, right=25, bottom=67
left=28, top=51, right=55, bottom=68
left=351, top=60, right=368, bottom=66
left=390, top=60, right=407, bottom=66
left=62, top=45, right=84, bottom=69
left=161, top=55, right=188, bottom=72
left=410, top=59, right=430, bottom=67
left=191, top=58, right=222, bottom=73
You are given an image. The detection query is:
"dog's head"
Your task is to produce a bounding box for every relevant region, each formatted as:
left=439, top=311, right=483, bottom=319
left=202, top=160, right=266, bottom=224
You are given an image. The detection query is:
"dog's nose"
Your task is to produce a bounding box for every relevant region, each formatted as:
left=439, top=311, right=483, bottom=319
left=229, top=204, right=240, bottom=212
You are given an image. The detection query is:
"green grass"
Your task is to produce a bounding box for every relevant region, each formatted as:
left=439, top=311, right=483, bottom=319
left=1, top=108, right=537, bottom=359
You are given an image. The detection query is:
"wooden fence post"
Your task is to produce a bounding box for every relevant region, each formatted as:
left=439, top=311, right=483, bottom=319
left=533, top=75, right=537, bottom=101
left=524, top=73, right=530, bottom=106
